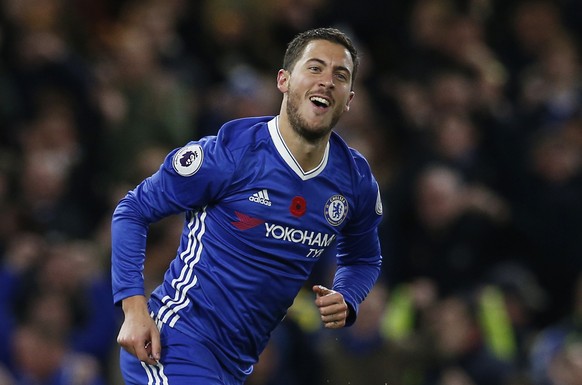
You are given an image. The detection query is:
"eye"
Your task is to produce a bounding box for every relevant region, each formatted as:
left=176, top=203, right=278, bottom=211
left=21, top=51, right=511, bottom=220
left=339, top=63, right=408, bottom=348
left=335, top=72, right=349, bottom=82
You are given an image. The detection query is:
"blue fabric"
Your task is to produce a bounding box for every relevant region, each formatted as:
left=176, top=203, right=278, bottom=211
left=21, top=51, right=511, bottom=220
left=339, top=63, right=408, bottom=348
left=111, top=115, right=383, bottom=378
left=120, top=321, right=245, bottom=385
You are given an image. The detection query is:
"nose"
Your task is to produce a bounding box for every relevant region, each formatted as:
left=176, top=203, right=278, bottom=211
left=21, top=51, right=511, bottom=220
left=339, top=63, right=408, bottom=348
left=319, top=71, right=335, bottom=88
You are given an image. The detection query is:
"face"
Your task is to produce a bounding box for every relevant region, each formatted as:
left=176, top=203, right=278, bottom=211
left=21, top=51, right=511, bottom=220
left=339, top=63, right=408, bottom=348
left=278, top=40, right=355, bottom=142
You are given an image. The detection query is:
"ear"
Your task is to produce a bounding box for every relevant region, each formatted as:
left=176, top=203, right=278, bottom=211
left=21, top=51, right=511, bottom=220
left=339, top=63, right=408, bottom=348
left=344, top=91, right=355, bottom=112
left=277, top=69, right=289, bottom=93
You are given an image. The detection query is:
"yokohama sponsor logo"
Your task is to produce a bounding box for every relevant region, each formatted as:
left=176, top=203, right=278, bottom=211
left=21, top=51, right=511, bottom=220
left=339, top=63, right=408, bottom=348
left=264, top=223, right=336, bottom=247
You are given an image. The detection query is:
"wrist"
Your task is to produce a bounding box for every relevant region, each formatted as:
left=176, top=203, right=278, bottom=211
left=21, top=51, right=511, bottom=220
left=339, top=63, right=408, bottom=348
left=121, top=295, right=148, bottom=313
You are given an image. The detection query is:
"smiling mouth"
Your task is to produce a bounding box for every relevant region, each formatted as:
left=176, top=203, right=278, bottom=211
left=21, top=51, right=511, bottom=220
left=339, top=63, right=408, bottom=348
left=310, top=96, right=331, bottom=108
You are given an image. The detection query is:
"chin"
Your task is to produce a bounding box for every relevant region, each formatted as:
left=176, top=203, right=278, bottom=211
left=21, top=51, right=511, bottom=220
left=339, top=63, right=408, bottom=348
left=299, top=124, right=332, bottom=142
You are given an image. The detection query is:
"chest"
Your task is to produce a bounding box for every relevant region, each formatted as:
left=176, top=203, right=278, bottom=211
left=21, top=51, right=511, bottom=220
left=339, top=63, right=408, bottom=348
left=209, top=156, right=354, bottom=261
left=229, top=159, right=352, bottom=228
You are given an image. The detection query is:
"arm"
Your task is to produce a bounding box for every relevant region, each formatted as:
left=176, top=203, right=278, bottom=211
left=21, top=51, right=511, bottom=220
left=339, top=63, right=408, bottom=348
left=111, top=137, right=235, bottom=362
left=332, top=258, right=382, bottom=326
left=312, top=229, right=382, bottom=329
left=321, top=166, right=384, bottom=327
left=111, top=190, right=163, bottom=365
left=111, top=191, right=153, bottom=305
left=111, top=169, right=182, bottom=363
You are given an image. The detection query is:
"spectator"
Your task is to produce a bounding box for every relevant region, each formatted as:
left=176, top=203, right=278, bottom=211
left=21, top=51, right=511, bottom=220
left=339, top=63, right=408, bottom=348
left=318, top=282, right=429, bottom=385
left=1, top=0, right=582, bottom=382
left=10, top=321, right=106, bottom=385
left=390, top=164, right=510, bottom=294
left=422, top=291, right=518, bottom=385
left=530, top=272, right=582, bottom=385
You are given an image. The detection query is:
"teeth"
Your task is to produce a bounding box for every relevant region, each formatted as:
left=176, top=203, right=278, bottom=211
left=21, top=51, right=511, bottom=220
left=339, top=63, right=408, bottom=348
left=310, top=96, right=330, bottom=106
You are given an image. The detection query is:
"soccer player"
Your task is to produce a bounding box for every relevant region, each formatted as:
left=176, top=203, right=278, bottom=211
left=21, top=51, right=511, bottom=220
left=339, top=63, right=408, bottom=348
left=111, top=27, right=384, bottom=385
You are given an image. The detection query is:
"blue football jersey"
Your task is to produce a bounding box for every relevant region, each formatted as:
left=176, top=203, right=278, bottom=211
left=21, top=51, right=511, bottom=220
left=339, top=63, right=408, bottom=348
left=111, top=116, right=383, bottom=376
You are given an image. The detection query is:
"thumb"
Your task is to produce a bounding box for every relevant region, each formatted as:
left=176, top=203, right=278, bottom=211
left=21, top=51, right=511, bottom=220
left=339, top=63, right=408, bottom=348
left=312, top=285, right=333, bottom=297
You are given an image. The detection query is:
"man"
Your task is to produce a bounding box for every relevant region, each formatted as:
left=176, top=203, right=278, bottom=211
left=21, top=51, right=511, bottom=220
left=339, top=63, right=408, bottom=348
left=111, top=27, right=383, bottom=385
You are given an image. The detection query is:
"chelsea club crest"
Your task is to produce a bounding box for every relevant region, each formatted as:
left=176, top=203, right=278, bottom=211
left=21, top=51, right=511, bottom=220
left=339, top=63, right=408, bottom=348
left=324, top=194, right=348, bottom=226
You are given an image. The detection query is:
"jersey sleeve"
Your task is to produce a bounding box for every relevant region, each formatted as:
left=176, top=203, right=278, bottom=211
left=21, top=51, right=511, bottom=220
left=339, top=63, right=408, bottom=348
left=111, top=135, right=236, bottom=304
left=333, top=155, right=384, bottom=326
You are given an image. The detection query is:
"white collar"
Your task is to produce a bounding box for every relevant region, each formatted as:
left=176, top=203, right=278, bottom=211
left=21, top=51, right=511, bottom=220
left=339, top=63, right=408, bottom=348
left=267, top=116, right=329, bottom=181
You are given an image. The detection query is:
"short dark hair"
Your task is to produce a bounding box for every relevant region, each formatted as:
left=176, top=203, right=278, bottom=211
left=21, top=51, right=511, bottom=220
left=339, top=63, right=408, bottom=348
left=282, top=27, right=359, bottom=89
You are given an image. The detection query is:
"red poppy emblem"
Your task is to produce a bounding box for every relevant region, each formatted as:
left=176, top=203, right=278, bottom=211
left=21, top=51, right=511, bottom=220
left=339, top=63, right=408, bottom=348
left=290, top=196, right=307, bottom=217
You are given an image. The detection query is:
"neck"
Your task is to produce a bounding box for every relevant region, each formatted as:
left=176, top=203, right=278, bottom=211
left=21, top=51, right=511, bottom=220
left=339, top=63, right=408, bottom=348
left=277, top=112, right=330, bottom=172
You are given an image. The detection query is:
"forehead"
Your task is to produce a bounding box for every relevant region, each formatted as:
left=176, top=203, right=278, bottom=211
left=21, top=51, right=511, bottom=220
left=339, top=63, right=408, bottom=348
left=298, top=39, right=354, bottom=70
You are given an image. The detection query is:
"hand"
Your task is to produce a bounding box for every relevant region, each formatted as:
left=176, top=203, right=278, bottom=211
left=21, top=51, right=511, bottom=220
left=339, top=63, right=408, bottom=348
left=312, top=285, right=349, bottom=329
left=117, top=295, right=161, bottom=366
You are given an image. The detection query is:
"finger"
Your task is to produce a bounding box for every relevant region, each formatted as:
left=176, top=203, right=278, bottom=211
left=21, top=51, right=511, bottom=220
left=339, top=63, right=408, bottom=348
left=149, top=332, right=161, bottom=362
left=312, top=285, right=334, bottom=297
left=135, top=341, right=158, bottom=365
left=117, top=334, right=140, bottom=358
left=324, top=319, right=345, bottom=329
left=120, top=343, right=136, bottom=358
left=320, top=308, right=347, bottom=322
left=315, top=294, right=347, bottom=318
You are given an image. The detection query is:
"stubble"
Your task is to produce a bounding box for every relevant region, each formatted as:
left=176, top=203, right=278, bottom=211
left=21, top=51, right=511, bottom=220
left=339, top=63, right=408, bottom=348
left=286, top=87, right=342, bottom=143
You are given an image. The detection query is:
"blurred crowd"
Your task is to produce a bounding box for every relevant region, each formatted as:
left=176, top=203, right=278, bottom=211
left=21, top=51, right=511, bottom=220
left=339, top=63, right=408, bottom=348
left=1, top=0, right=582, bottom=384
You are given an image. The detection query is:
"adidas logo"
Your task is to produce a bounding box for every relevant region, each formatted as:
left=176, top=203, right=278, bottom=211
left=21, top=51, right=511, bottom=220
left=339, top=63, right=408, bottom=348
left=249, top=189, right=272, bottom=206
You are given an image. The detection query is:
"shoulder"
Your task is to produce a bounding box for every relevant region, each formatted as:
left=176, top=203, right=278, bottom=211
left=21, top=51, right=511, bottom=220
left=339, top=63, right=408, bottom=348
left=330, top=132, right=383, bottom=217
left=329, top=132, right=374, bottom=180
left=216, top=116, right=273, bottom=149
left=169, top=116, right=273, bottom=177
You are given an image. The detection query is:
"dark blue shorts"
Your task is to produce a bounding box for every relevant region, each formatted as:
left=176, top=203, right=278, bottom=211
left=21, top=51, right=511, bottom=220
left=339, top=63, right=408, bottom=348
left=119, top=322, right=247, bottom=385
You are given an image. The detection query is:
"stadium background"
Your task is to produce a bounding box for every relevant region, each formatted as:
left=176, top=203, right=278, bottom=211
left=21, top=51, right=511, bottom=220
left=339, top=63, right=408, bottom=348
left=1, top=0, right=582, bottom=384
